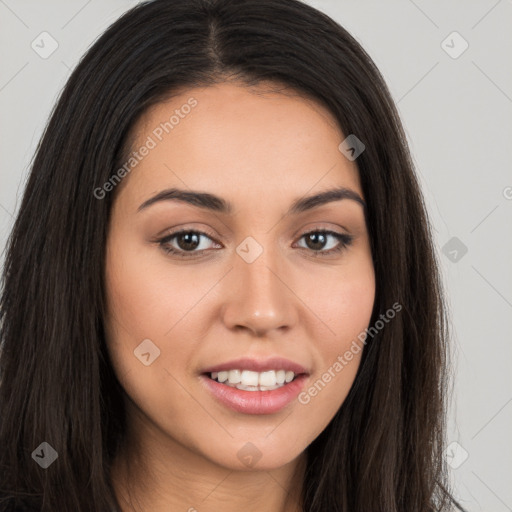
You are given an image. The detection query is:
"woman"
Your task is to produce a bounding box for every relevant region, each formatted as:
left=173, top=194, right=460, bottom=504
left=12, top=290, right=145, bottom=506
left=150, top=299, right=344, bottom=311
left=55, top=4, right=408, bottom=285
left=0, top=0, right=465, bottom=510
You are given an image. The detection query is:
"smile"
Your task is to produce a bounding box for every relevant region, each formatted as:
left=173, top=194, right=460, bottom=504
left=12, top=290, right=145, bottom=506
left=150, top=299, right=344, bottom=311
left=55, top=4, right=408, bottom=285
left=208, top=369, right=297, bottom=391
left=200, top=372, right=308, bottom=415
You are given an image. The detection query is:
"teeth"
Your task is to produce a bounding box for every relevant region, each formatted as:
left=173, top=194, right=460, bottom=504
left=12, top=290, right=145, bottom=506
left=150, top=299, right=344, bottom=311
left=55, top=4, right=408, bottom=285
left=228, top=369, right=241, bottom=384
left=259, top=370, right=276, bottom=387
left=241, top=370, right=259, bottom=386
left=236, top=383, right=260, bottom=391
left=208, top=369, right=298, bottom=390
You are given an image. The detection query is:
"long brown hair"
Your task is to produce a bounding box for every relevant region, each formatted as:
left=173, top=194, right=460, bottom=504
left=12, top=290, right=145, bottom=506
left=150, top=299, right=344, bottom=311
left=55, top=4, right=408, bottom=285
left=0, top=0, right=464, bottom=510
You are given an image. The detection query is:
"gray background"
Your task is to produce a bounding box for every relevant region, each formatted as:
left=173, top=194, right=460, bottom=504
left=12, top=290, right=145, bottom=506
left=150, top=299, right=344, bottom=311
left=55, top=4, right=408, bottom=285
left=1, top=1, right=511, bottom=510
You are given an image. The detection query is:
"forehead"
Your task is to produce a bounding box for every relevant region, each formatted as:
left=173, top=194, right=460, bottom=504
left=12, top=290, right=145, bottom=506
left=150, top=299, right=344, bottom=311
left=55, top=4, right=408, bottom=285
left=120, top=82, right=363, bottom=207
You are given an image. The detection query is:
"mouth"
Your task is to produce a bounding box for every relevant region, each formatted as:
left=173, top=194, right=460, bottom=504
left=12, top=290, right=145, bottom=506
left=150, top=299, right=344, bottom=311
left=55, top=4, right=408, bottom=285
left=204, top=369, right=301, bottom=391
left=199, top=360, right=310, bottom=415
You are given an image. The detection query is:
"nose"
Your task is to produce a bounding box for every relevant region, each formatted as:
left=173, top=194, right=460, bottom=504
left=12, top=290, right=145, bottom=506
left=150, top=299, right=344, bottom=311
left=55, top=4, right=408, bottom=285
left=220, top=242, right=299, bottom=337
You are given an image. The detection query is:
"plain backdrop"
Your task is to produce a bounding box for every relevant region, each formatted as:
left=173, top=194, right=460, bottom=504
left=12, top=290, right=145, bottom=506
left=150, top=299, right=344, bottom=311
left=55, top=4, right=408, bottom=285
left=1, top=1, right=511, bottom=510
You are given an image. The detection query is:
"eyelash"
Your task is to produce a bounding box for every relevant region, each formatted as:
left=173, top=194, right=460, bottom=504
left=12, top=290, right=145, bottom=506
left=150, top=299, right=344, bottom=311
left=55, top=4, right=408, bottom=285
left=156, top=228, right=354, bottom=258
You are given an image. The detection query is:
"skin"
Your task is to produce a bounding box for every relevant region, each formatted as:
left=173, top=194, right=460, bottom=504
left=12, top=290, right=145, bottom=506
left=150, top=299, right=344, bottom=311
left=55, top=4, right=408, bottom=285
left=105, top=81, right=376, bottom=512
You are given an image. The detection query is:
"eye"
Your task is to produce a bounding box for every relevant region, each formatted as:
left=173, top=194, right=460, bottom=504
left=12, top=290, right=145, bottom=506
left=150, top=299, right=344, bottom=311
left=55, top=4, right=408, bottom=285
left=156, top=228, right=353, bottom=258
left=158, top=229, right=220, bottom=257
left=295, top=229, right=353, bottom=256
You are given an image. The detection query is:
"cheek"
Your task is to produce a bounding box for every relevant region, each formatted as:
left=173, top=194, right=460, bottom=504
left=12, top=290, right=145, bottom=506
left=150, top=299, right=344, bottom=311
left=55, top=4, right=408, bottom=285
left=295, top=258, right=375, bottom=427
left=328, top=274, right=375, bottom=342
left=104, top=235, right=204, bottom=343
left=325, top=265, right=375, bottom=375
left=103, top=234, right=194, bottom=382
left=103, top=239, right=208, bottom=429
left=303, top=254, right=375, bottom=356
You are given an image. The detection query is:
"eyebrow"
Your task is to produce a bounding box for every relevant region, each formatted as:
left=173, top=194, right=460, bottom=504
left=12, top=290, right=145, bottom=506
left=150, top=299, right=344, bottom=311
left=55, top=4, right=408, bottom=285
left=137, top=186, right=366, bottom=215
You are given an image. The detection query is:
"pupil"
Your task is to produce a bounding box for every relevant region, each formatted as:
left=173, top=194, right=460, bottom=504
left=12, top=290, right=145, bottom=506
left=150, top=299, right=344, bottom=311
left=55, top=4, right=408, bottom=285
left=307, top=233, right=326, bottom=250
left=178, top=232, right=200, bottom=251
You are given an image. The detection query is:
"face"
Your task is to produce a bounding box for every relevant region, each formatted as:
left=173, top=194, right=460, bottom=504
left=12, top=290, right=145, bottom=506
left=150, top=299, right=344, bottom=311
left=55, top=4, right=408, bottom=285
left=104, top=82, right=375, bottom=472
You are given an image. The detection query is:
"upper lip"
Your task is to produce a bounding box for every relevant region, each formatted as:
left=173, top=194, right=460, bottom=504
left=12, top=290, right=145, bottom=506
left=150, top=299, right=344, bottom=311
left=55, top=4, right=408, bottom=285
left=201, top=357, right=309, bottom=375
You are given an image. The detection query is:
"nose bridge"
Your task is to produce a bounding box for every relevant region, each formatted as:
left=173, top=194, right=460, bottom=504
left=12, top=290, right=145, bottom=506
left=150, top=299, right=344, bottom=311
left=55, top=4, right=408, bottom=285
left=222, top=235, right=297, bottom=335
left=239, top=246, right=280, bottom=305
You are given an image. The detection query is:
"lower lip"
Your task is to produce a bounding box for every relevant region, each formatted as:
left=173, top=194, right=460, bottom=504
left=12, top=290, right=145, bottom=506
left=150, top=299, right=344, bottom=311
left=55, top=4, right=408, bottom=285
left=200, top=374, right=308, bottom=415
